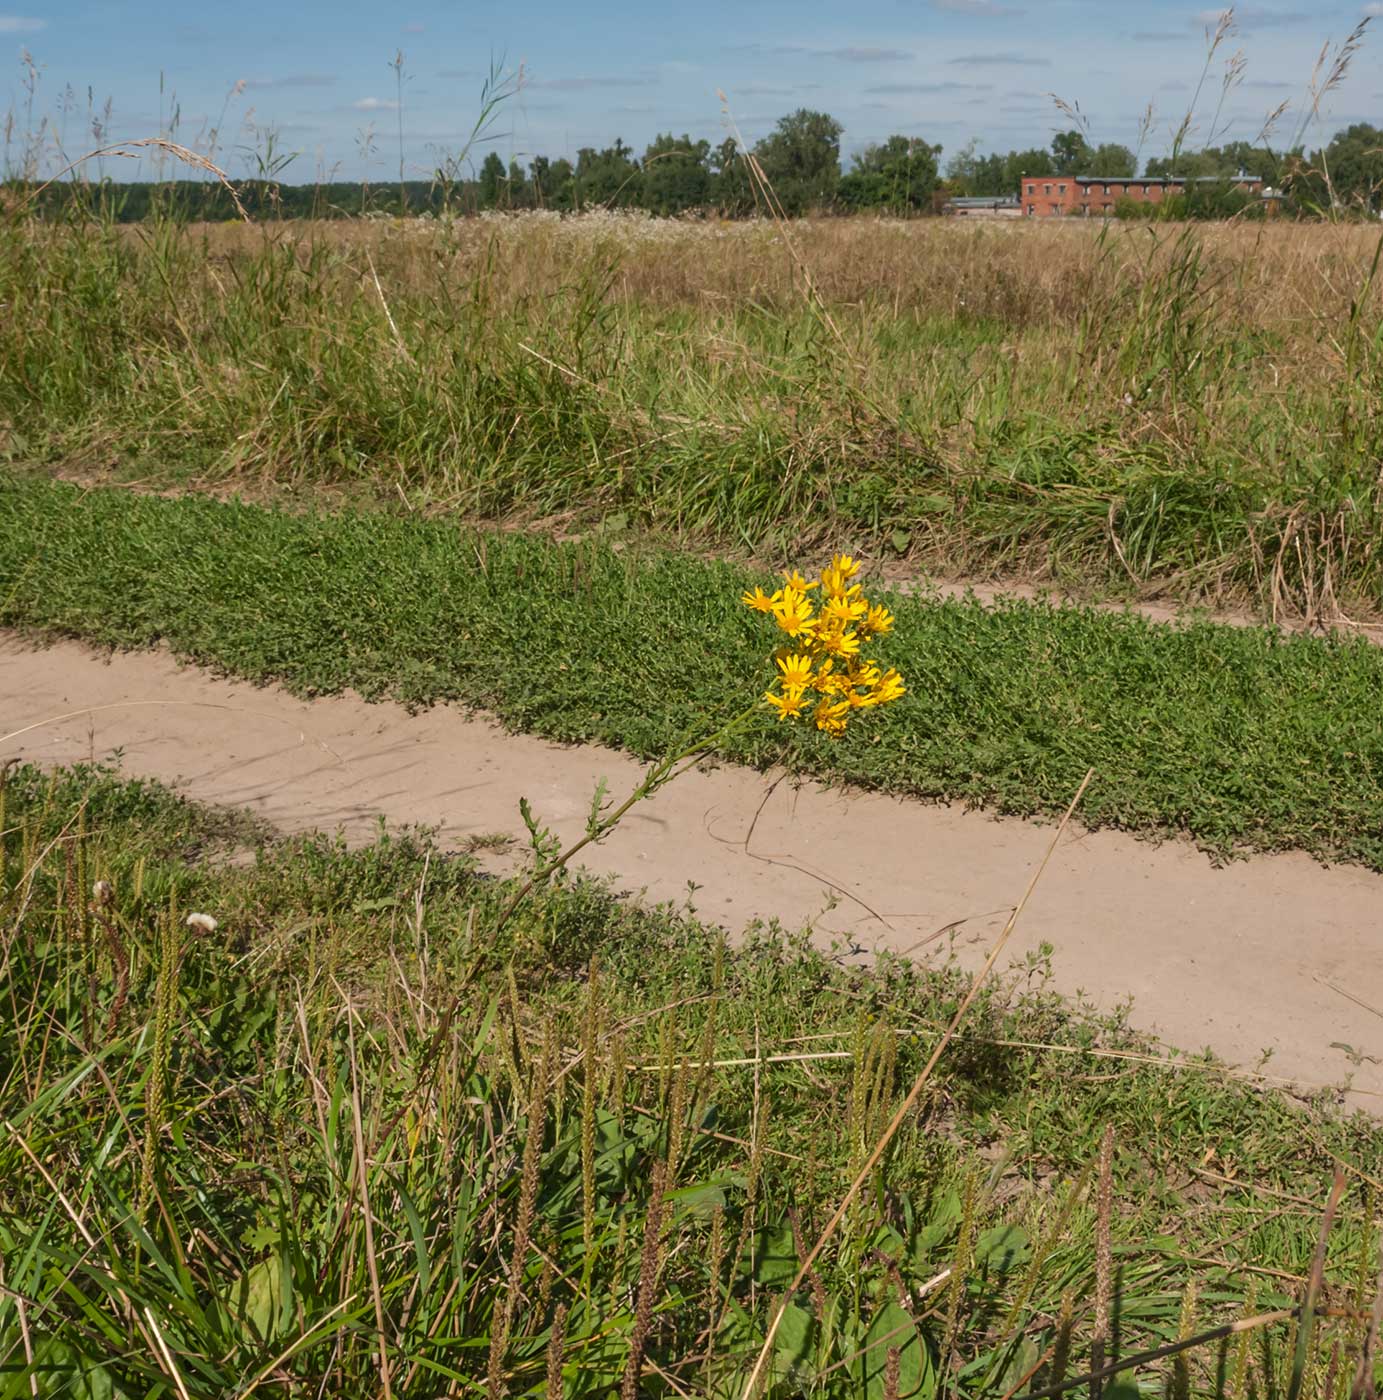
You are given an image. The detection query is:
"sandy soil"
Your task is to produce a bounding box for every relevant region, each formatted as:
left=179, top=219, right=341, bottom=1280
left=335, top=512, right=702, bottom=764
left=4, top=632, right=1381, bottom=1109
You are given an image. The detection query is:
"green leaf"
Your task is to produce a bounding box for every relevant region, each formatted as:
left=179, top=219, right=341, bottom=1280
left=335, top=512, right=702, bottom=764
left=747, top=1221, right=799, bottom=1288
left=1106, top=1383, right=1143, bottom=1400
left=909, top=1188, right=961, bottom=1265
left=231, top=1252, right=286, bottom=1343
left=998, top=1336, right=1042, bottom=1395
left=892, top=528, right=914, bottom=552
left=976, top=1223, right=1031, bottom=1274
left=861, top=1300, right=934, bottom=1400
left=773, top=1301, right=817, bottom=1379
left=667, top=1181, right=727, bottom=1219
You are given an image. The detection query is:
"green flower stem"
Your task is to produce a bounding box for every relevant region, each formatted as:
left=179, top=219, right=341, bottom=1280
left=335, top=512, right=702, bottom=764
left=494, top=700, right=764, bottom=934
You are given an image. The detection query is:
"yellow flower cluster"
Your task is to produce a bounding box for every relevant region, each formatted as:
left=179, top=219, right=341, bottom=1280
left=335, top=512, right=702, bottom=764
left=741, top=553, right=905, bottom=739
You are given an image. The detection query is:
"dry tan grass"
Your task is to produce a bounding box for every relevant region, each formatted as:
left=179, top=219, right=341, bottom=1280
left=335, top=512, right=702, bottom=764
left=171, top=212, right=1383, bottom=340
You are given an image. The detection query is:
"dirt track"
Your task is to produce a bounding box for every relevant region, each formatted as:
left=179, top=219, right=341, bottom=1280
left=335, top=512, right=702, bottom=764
left=4, top=632, right=1380, bottom=1109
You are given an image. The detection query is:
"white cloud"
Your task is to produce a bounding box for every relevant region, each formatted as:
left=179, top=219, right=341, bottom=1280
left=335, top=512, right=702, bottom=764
left=403, top=20, right=425, bottom=32
left=0, top=14, right=45, bottom=31
left=1363, top=2, right=1383, bottom=13
left=352, top=96, right=399, bottom=111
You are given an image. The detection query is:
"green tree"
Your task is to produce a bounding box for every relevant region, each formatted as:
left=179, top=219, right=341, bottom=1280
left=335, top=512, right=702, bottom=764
left=1145, top=149, right=1223, bottom=179
left=528, top=154, right=551, bottom=205
left=969, top=152, right=1009, bottom=197
left=711, top=137, right=754, bottom=214
left=1051, top=129, right=1092, bottom=176
left=642, top=133, right=711, bottom=214
left=1088, top=143, right=1136, bottom=178
left=944, top=138, right=980, bottom=192
left=543, top=157, right=577, bottom=210
left=1005, top=148, right=1055, bottom=190
left=753, top=108, right=843, bottom=212
left=477, top=152, right=505, bottom=208
left=838, top=135, right=940, bottom=212
left=1319, top=124, right=1383, bottom=210
left=575, top=139, right=640, bottom=208
left=506, top=159, right=530, bottom=208
left=944, top=141, right=1008, bottom=196
left=1145, top=144, right=1279, bottom=182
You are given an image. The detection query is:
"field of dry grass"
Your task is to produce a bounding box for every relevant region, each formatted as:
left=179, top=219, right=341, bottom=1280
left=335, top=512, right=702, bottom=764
left=4, top=209, right=1383, bottom=618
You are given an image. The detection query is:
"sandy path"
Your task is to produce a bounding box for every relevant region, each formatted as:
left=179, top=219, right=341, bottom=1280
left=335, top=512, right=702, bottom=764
left=4, top=633, right=1381, bottom=1108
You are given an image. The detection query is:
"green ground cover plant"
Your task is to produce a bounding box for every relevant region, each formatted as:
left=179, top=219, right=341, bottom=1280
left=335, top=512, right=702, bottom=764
left=2, top=761, right=1381, bottom=1396
left=2, top=211, right=1382, bottom=619
left=5, top=474, right=1383, bottom=871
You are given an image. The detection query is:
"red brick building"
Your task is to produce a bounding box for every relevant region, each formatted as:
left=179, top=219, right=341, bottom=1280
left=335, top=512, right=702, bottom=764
left=1020, top=172, right=1265, bottom=217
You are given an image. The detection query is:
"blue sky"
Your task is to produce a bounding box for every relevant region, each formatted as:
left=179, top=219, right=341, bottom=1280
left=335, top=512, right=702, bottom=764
left=6, top=1, right=1383, bottom=181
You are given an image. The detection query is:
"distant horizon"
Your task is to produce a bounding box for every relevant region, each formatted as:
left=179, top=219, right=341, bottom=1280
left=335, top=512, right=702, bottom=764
left=5, top=1, right=1382, bottom=184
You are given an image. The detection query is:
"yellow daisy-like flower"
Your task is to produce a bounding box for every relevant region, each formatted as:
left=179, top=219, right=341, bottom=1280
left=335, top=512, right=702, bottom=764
left=858, top=603, right=895, bottom=637
left=765, top=686, right=808, bottom=721
left=822, top=594, right=868, bottom=627
left=816, top=627, right=861, bottom=658
left=871, top=668, right=906, bottom=704
left=813, top=696, right=851, bottom=739
left=819, top=566, right=862, bottom=602
left=776, top=652, right=815, bottom=690
left=743, top=551, right=903, bottom=739
left=771, top=587, right=816, bottom=640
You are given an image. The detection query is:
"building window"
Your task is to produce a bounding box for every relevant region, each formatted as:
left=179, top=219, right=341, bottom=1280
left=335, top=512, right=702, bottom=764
left=1104, top=184, right=1111, bottom=195
left=1043, top=183, right=1052, bottom=194
left=1050, top=203, right=1060, bottom=214
left=1058, top=183, right=1067, bottom=194
left=1026, top=203, right=1035, bottom=215
left=1026, top=183, right=1035, bottom=195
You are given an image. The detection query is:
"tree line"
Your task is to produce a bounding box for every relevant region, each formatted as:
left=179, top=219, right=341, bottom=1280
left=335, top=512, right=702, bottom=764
left=12, top=109, right=1383, bottom=221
